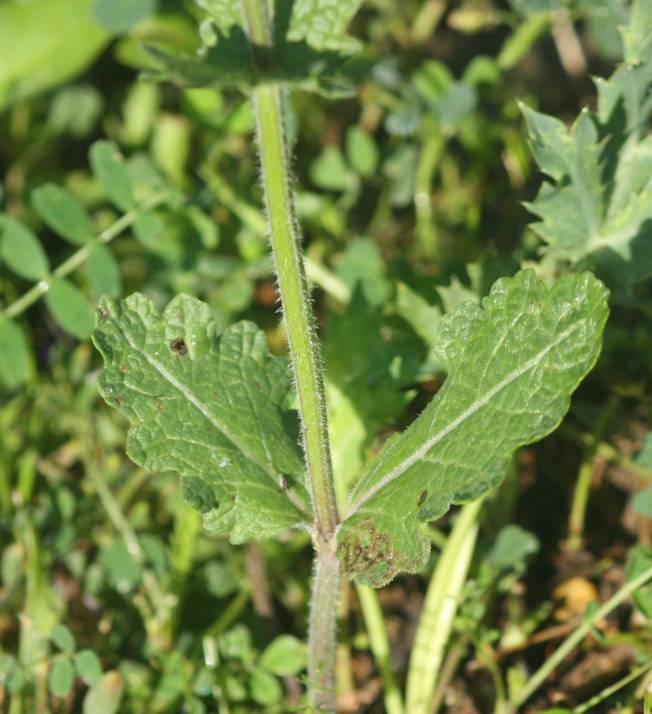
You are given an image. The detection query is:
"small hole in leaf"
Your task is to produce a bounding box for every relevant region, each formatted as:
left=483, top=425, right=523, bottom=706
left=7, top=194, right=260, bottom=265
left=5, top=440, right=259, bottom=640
left=170, top=338, right=188, bottom=355
left=279, top=474, right=291, bottom=490
left=418, top=490, right=428, bottom=507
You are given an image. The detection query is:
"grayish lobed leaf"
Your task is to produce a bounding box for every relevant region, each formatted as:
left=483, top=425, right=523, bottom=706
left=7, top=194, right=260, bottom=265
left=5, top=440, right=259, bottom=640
left=194, top=0, right=241, bottom=34
left=287, top=0, right=363, bottom=52
left=523, top=0, right=652, bottom=289
left=193, top=0, right=362, bottom=51
left=522, top=107, right=603, bottom=261
left=93, top=293, right=311, bottom=542
left=337, top=270, right=608, bottom=586
left=152, top=0, right=363, bottom=94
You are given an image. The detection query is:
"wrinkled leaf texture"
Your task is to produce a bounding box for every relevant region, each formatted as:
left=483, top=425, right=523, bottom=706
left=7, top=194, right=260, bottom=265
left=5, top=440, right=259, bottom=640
left=93, top=294, right=311, bottom=542
left=336, top=270, right=608, bottom=585
left=146, top=0, right=363, bottom=94
left=95, top=270, right=608, bottom=587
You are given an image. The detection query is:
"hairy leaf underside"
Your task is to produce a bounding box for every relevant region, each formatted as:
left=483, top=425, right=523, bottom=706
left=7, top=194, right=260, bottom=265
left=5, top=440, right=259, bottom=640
left=336, top=270, right=608, bottom=586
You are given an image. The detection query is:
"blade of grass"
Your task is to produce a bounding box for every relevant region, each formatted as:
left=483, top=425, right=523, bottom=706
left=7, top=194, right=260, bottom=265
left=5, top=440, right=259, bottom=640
left=356, top=584, right=405, bottom=714
left=567, top=396, right=618, bottom=550
left=405, top=499, right=483, bottom=714
left=513, top=562, right=652, bottom=708
left=573, top=659, right=652, bottom=713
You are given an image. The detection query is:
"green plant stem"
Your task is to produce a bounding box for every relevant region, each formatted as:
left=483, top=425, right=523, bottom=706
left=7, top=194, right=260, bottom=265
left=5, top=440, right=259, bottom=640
left=254, top=77, right=341, bottom=697
left=242, top=1, right=340, bottom=710
left=567, top=397, right=618, bottom=550
left=497, top=12, right=551, bottom=70
left=513, top=561, right=652, bottom=708
left=205, top=589, right=251, bottom=638
left=201, top=162, right=350, bottom=301
left=430, top=641, right=466, bottom=714
left=567, top=458, right=594, bottom=550
left=335, top=581, right=355, bottom=696
left=573, top=659, right=652, bottom=713
left=1, top=191, right=169, bottom=320
left=309, top=547, right=341, bottom=712
left=414, top=124, right=443, bottom=257
left=479, top=642, right=508, bottom=714
left=405, top=499, right=483, bottom=714
left=561, top=424, right=652, bottom=481
left=243, top=9, right=338, bottom=541
left=356, top=584, right=405, bottom=714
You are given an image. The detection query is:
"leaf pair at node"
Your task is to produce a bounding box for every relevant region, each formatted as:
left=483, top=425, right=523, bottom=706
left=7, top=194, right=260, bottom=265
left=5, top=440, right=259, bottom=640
left=93, top=269, right=609, bottom=586
left=145, top=0, right=364, bottom=96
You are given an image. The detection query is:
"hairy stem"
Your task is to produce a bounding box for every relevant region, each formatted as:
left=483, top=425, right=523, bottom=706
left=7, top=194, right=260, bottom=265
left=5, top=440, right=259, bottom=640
left=241, top=1, right=340, bottom=709
left=200, top=161, right=350, bottom=302
left=310, top=547, right=341, bottom=712
left=242, top=0, right=338, bottom=539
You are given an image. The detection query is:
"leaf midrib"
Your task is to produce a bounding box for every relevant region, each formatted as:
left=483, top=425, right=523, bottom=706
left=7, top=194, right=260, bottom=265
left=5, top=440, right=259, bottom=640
left=342, top=318, right=585, bottom=523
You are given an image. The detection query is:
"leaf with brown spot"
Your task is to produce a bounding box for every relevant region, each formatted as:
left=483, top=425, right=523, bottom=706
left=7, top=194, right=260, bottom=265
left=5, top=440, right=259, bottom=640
left=338, top=271, right=608, bottom=586
left=93, top=293, right=311, bottom=542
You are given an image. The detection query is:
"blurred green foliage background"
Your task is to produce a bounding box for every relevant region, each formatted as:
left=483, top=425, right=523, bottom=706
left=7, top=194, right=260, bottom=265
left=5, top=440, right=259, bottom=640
left=2, top=0, right=652, bottom=712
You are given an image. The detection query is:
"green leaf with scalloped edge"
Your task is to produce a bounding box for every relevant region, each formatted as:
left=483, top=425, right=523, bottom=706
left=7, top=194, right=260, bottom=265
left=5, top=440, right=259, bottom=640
left=522, top=0, right=652, bottom=289
left=287, top=0, right=363, bottom=52
left=92, top=294, right=311, bottom=541
left=337, top=270, right=608, bottom=586
left=194, top=0, right=362, bottom=51
left=151, top=0, right=363, bottom=95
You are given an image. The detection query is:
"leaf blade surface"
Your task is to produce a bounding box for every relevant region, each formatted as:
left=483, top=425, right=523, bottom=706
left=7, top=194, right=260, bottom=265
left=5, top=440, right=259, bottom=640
left=337, top=270, right=609, bottom=586
left=522, top=5, right=652, bottom=288
left=93, top=294, right=310, bottom=541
